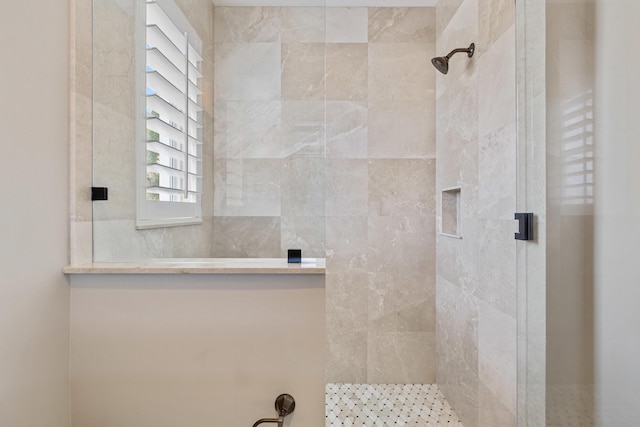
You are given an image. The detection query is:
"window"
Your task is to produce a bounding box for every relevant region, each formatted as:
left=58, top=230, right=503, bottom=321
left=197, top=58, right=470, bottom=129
left=137, top=0, right=203, bottom=228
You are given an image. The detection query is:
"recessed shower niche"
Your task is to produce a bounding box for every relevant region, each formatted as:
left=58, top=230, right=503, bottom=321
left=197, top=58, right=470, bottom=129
left=440, top=187, right=461, bottom=238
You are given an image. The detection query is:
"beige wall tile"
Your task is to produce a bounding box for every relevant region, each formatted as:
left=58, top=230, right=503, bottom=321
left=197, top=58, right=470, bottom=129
left=477, top=122, right=517, bottom=220
left=281, top=101, right=326, bottom=158
left=478, top=0, right=514, bottom=48
left=325, top=7, right=368, bottom=43
left=325, top=159, right=368, bottom=216
left=326, top=101, right=368, bottom=158
left=210, top=216, right=281, bottom=257
left=215, top=42, right=281, bottom=101
left=367, top=332, right=435, bottom=383
left=368, top=272, right=435, bottom=333
left=368, top=8, right=435, bottom=43
left=326, top=273, right=369, bottom=337
left=213, top=101, right=282, bottom=158
left=368, top=43, right=433, bottom=101
left=325, top=331, right=368, bottom=383
left=478, top=383, right=516, bottom=427
left=368, top=101, right=435, bottom=159
left=478, top=302, right=517, bottom=414
left=367, top=216, right=434, bottom=276
left=326, top=43, right=368, bottom=100
left=281, top=7, right=325, bottom=43
left=368, top=159, right=435, bottom=217
left=281, top=43, right=325, bottom=101
left=281, top=158, right=326, bottom=216
left=214, top=7, right=280, bottom=43
left=281, top=216, right=325, bottom=258
left=478, top=25, right=516, bottom=136
left=213, top=158, right=282, bottom=217
left=325, top=216, right=368, bottom=274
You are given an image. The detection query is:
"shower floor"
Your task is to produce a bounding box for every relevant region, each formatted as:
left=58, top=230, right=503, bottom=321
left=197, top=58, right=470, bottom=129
left=326, top=383, right=463, bottom=426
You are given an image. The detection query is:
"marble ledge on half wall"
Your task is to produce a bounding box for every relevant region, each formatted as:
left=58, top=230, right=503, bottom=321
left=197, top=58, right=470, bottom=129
left=63, top=258, right=326, bottom=275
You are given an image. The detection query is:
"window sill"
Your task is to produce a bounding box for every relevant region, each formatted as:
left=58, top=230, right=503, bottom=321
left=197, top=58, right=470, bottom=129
left=63, top=258, right=326, bottom=275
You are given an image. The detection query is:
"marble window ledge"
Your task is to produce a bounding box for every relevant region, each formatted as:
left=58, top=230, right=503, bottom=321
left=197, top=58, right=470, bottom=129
left=63, top=258, right=326, bottom=275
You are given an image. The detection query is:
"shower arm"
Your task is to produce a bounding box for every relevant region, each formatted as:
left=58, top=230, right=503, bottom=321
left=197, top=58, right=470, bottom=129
left=445, top=47, right=472, bottom=59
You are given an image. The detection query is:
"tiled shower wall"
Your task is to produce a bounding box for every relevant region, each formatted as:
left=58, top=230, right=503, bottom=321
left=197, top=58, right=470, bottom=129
left=213, top=7, right=437, bottom=383
left=435, top=0, right=517, bottom=426
left=322, top=8, right=437, bottom=384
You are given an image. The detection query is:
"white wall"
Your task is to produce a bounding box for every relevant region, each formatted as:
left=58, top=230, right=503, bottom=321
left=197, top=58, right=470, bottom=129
left=594, top=0, right=640, bottom=424
left=0, top=0, right=71, bottom=426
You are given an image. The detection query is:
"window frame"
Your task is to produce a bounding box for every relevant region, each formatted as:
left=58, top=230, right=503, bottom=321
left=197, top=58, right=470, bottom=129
left=135, top=0, right=204, bottom=229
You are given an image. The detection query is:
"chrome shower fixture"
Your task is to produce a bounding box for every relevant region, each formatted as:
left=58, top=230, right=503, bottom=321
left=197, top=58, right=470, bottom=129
left=431, top=43, right=475, bottom=75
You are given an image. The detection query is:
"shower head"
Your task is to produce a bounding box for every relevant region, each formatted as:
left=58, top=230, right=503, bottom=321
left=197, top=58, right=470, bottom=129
left=431, top=43, right=475, bottom=75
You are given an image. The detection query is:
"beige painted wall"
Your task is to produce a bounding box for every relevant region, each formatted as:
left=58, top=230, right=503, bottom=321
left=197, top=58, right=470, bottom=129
left=0, top=0, right=71, bottom=426
left=594, top=0, right=640, bottom=424
left=69, top=274, right=325, bottom=427
left=545, top=1, right=595, bottom=424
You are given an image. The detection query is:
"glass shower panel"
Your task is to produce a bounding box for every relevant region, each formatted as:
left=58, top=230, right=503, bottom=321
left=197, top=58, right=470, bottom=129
left=515, top=0, right=596, bottom=425
left=545, top=0, right=595, bottom=425
left=91, top=1, right=328, bottom=261
left=92, top=0, right=216, bottom=261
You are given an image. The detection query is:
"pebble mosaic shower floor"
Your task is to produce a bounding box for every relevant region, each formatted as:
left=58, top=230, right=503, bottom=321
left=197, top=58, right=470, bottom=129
left=326, top=383, right=464, bottom=426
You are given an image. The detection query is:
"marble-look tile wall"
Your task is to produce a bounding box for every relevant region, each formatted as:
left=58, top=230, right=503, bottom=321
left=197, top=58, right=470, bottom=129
left=323, top=7, right=436, bottom=384
left=212, top=6, right=327, bottom=257
left=435, top=0, right=517, bottom=426
left=213, top=6, right=437, bottom=382
left=91, top=0, right=215, bottom=260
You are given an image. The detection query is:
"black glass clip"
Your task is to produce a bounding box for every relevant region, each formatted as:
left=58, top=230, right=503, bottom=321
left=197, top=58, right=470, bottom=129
left=91, top=187, right=108, bottom=201
left=515, top=212, right=534, bottom=241
left=288, top=249, right=302, bottom=263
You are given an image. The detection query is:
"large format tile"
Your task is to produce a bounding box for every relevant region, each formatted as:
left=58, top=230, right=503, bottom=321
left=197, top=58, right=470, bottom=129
left=478, top=301, right=517, bottom=416
left=368, top=7, right=435, bottom=43
left=325, top=331, right=367, bottom=384
left=281, top=43, right=325, bottom=100
left=367, top=215, right=434, bottom=276
left=281, top=101, right=326, bottom=158
left=325, top=7, right=368, bottom=43
left=436, top=277, right=479, bottom=426
left=325, top=216, right=368, bottom=274
left=214, top=43, right=281, bottom=101
left=210, top=216, right=281, bottom=257
left=325, top=159, right=368, bottom=216
left=367, top=331, right=435, bottom=383
left=368, top=43, right=433, bottom=101
left=213, top=158, right=282, bottom=217
left=325, top=273, right=369, bottom=337
left=326, top=101, right=368, bottom=158
left=214, top=7, right=280, bottom=43
left=213, top=101, right=282, bottom=158
left=280, top=7, right=325, bottom=43
left=280, top=215, right=325, bottom=258
left=368, top=101, right=435, bottom=159
left=368, top=271, right=435, bottom=333
left=326, top=43, right=368, bottom=101
left=368, top=159, right=435, bottom=217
